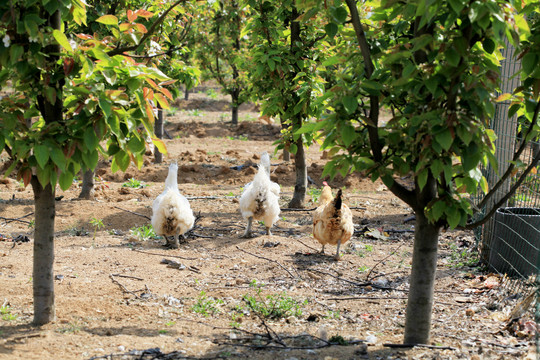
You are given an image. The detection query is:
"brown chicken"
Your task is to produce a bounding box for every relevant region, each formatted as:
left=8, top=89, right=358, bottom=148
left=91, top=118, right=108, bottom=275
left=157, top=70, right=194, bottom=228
left=312, top=182, right=354, bottom=260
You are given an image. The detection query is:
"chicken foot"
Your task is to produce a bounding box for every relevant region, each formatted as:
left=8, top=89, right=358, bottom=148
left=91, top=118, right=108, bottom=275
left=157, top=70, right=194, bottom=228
left=334, top=240, right=341, bottom=261
left=165, top=229, right=181, bottom=249
left=241, top=216, right=254, bottom=238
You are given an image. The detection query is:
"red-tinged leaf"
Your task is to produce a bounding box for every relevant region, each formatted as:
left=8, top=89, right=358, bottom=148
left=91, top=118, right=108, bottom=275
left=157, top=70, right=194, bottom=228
left=76, top=34, right=93, bottom=40
left=143, top=87, right=154, bottom=100
left=119, top=23, right=132, bottom=32
left=20, top=168, right=32, bottom=187
left=495, top=93, right=512, bottom=102
left=73, top=102, right=85, bottom=116
left=136, top=9, right=154, bottom=18
left=145, top=103, right=155, bottom=123
left=127, top=9, right=137, bottom=22
left=154, top=93, right=170, bottom=109
left=159, top=80, right=177, bottom=86
left=145, top=78, right=158, bottom=89
left=134, top=23, right=148, bottom=33
left=160, top=87, right=173, bottom=100
left=63, top=57, right=75, bottom=76
left=152, top=138, right=167, bottom=155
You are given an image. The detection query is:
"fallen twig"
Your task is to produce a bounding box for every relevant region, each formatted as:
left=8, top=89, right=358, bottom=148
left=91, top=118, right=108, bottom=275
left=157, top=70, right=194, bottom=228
left=131, top=248, right=197, bottom=260
left=110, top=273, right=144, bottom=281
left=109, top=274, right=148, bottom=299
left=280, top=207, right=317, bottom=212
left=309, top=268, right=370, bottom=287
left=0, top=212, right=33, bottom=225
left=384, top=343, right=457, bottom=351
left=365, top=242, right=406, bottom=281
left=113, top=206, right=151, bottom=220
left=295, top=238, right=319, bottom=252
left=327, top=296, right=408, bottom=301
left=235, top=246, right=299, bottom=279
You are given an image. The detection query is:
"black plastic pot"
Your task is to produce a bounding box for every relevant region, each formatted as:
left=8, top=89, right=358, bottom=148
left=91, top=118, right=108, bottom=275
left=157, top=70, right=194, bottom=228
left=489, top=207, right=540, bottom=277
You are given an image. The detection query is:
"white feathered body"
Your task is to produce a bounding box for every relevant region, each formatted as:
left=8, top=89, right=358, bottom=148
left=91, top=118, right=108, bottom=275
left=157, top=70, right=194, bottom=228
left=239, top=153, right=280, bottom=229
left=151, top=163, right=194, bottom=238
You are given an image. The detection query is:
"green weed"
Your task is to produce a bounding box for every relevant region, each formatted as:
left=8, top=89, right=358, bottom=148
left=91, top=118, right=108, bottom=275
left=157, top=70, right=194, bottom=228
left=122, top=178, right=148, bottom=189
left=242, top=283, right=307, bottom=319
left=308, top=187, right=322, bottom=204
left=192, top=291, right=224, bottom=317
left=130, top=224, right=158, bottom=241
left=1, top=305, right=17, bottom=321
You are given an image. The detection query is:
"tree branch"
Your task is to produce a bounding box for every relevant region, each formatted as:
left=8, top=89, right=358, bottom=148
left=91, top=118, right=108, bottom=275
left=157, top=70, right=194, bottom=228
left=475, top=99, right=540, bottom=211
left=107, top=0, right=186, bottom=56
left=345, top=0, right=416, bottom=207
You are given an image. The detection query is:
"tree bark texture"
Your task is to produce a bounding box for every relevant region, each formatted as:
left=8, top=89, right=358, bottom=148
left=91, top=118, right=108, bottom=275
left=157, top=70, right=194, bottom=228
left=288, top=135, right=307, bottom=208
left=78, top=169, right=95, bottom=199
left=31, top=178, right=56, bottom=325
left=403, top=211, right=441, bottom=344
left=154, top=107, right=164, bottom=164
left=231, top=90, right=239, bottom=126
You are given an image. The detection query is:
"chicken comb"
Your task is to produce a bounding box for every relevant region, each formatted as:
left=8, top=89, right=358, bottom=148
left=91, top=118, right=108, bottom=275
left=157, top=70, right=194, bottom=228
left=323, top=181, right=328, bottom=186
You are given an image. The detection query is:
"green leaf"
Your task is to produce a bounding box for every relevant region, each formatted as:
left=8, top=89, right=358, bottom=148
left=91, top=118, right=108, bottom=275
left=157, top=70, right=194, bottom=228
left=417, top=168, right=428, bottom=190
left=83, top=150, right=99, bottom=170
left=267, top=58, right=275, bottom=71
left=446, top=48, right=460, bottom=67
left=115, top=150, right=130, bottom=172
left=59, top=170, right=74, bottom=191
left=425, top=77, right=438, bottom=94
left=96, top=15, right=118, bottom=26
left=435, top=129, right=453, bottom=151
left=50, top=146, right=66, bottom=170
left=432, top=200, right=446, bottom=221
left=448, top=0, right=465, bottom=14
left=44, top=87, right=56, bottom=105
left=381, top=174, right=394, bottom=188
left=342, top=96, right=358, bottom=115
left=9, top=45, right=24, bottom=64
left=36, top=165, right=51, bottom=188
left=332, top=6, right=348, bottom=23
left=461, top=143, right=481, bottom=171
left=34, top=144, right=50, bottom=169
left=341, top=124, right=355, bottom=147
left=99, top=97, right=112, bottom=118
left=479, top=176, right=488, bottom=194
left=446, top=206, right=460, bottom=229
left=325, top=23, right=338, bottom=38
left=522, top=53, right=537, bottom=76
left=84, top=127, right=99, bottom=151
left=52, top=29, right=73, bottom=53
left=482, top=38, right=495, bottom=54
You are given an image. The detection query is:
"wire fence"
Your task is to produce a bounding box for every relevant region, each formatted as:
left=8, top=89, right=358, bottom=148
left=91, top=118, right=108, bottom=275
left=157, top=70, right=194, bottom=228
left=474, top=38, right=539, bottom=350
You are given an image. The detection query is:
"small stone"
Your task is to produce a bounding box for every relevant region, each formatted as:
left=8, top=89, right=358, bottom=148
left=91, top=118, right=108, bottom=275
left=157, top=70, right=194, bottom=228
left=366, top=335, right=377, bottom=345
left=117, top=345, right=125, bottom=352
left=465, top=308, right=475, bottom=317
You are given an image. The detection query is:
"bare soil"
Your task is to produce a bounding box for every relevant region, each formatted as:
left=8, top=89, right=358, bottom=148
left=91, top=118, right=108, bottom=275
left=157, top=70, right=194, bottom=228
left=0, top=90, right=537, bottom=360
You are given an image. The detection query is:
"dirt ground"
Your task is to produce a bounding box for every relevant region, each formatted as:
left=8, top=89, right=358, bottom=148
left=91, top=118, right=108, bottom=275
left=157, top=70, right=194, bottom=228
left=0, top=90, right=538, bottom=360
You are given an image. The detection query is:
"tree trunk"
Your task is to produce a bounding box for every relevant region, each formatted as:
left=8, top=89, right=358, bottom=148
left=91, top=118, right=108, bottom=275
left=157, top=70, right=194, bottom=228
left=154, top=107, right=164, bottom=164
left=403, top=211, right=441, bottom=344
left=31, top=177, right=56, bottom=325
left=231, top=90, right=239, bottom=126
left=78, top=169, right=95, bottom=199
left=288, top=135, right=307, bottom=208
left=184, top=87, right=190, bottom=100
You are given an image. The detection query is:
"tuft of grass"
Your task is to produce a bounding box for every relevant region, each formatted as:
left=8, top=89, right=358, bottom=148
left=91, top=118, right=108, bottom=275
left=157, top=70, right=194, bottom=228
left=1, top=305, right=17, bottom=321
left=166, top=107, right=179, bottom=117
left=187, top=109, right=204, bottom=117
left=448, top=244, right=479, bottom=268
left=130, top=224, right=158, bottom=241
left=242, top=281, right=307, bottom=319
left=308, top=187, right=322, bottom=204
left=90, top=217, right=104, bottom=247
left=122, top=178, right=148, bottom=189
left=57, top=321, right=82, bottom=334
left=205, top=88, right=219, bottom=99
left=191, top=291, right=224, bottom=317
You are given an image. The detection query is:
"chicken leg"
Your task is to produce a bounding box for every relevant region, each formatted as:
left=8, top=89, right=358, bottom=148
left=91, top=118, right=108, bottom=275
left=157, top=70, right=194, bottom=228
left=242, top=216, right=254, bottom=238
left=334, top=239, right=341, bottom=261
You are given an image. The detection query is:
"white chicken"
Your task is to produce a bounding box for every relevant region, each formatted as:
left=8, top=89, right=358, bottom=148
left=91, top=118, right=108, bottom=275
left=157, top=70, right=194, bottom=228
left=239, top=152, right=280, bottom=237
left=151, top=162, right=195, bottom=249
left=312, top=182, right=354, bottom=260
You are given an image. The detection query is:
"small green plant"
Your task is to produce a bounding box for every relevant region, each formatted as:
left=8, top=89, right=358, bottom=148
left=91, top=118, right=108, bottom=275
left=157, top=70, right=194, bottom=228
left=90, top=217, right=104, bottom=246
left=242, top=286, right=307, bottom=319
left=187, top=109, right=204, bottom=117
left=324, top=310, right=341, bottom=320
left=365, top=244, right=374, bottom=252
left=165, top=321, right=175, bottom=326
left=205, top=88, right=219, bottom=99
left=448, top=244, right=479, bottom=268
left=357, top=265, right=369, bottom=273
left=329, top=334, right=348, bottom=345
left=57, top=321, right=81, bottom=333
left=1, top=305, right=17, bottom=321
left=28, top=219, right=35, bottom=229
left=122, top=178, right=148, bottom=189
left=166, top=107, right=179, bottom=117
left=308, top=187, right=322, bottom=204
left=241, top=114, right=257, bottom=122
left=229, top=311, right=243, bottom=328
left=159, top=329, right=168, bottom=334
left=192, top=291, right=224, bottom=317
left=130, top=224, right=158, bottom=241
left=227, top=135, right=248, bottom=141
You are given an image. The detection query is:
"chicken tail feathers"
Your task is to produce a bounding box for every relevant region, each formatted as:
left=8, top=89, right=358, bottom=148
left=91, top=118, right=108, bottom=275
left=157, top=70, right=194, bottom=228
left=334, top=189, right=343, bottom=211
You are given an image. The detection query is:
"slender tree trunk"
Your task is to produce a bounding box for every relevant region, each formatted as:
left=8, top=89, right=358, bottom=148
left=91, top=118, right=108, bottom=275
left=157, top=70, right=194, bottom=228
left=78, top=169, right=95, bottom=199
left=403, top=211, right=441, bottom=344
left=231, top=90, right=239, bottom=126
left=154, top=107, right=164, bottom=164
left=31, top=177, right=56, bottom=325
left=184, top=87, right=190, bottom=100
left=288, top=134, right=307, bottom=208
